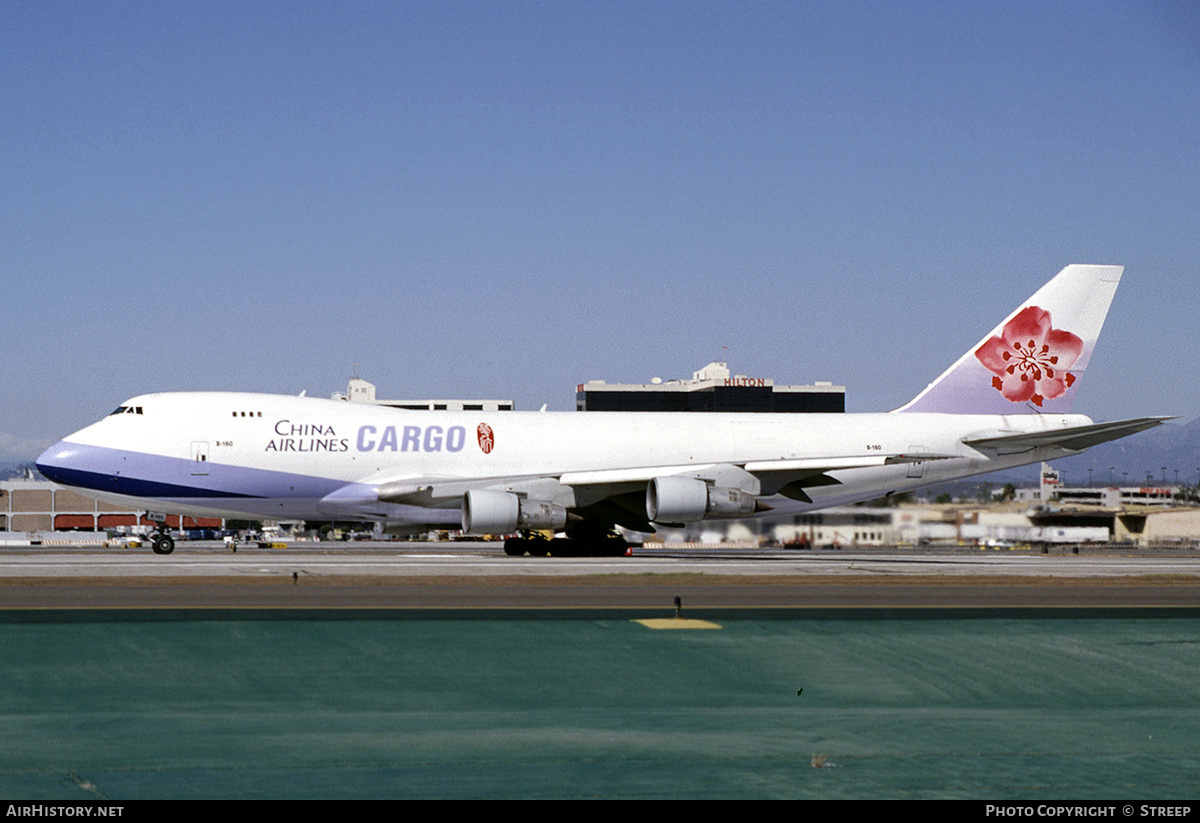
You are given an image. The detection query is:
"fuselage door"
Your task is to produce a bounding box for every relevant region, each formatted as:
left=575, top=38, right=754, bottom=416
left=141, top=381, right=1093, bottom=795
left=191, top=441, right=210, bottom=475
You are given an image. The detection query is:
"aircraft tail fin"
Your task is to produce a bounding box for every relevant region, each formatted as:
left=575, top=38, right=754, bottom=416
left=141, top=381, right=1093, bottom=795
left=893, top=264, right=1123, bottom=414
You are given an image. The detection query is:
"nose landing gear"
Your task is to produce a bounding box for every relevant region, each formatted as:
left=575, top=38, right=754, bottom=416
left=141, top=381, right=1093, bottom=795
left=148, top=520, right=175, bottom=555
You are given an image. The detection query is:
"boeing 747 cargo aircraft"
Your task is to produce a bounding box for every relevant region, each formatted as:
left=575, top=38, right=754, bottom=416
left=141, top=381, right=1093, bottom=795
left=37, top=264, right=1166, bottom=555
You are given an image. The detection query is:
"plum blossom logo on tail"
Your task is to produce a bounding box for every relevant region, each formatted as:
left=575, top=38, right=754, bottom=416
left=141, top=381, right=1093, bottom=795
left=477, top=423, right=494, bottom=454
left=975, top=306, right=1083, bottom=407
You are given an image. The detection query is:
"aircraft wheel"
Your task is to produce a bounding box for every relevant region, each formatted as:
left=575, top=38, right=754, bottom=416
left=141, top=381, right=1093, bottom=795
left=503, top=537, right=526, bottom=557
left=547, top=535, right=628, bottom=557
left=152, top=534, right=175, bottom=555
left=603, top=536, right=630, bottom=557
left=547, top=537, right=580, bottom=557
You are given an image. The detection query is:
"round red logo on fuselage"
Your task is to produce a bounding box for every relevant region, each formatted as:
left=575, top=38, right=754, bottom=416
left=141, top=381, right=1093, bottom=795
left=477, top=423, right=494, bottom=454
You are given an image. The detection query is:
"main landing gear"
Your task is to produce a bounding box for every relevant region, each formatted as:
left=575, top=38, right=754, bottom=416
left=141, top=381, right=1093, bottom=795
left=503, top=529, right=630, bottom=558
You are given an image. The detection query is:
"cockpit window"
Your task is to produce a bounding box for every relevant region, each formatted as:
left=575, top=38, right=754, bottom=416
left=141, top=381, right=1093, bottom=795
left=108, top=406, right=143, bottom=416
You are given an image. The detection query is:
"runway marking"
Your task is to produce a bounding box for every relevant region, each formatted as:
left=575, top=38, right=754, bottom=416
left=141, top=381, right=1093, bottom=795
left=634, top=618, right=722, bottom=629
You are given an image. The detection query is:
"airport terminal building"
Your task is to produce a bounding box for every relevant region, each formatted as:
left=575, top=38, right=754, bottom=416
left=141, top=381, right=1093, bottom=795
left=0, top=471, right=223, bottom=539
left=576, top=362, right=845, bottom=413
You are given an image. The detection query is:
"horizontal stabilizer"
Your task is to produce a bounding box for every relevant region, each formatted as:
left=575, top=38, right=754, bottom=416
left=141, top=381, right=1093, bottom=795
left=963, top=417, right=1171, bottom=455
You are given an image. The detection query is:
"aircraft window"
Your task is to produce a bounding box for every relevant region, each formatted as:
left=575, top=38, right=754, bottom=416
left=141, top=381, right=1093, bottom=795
left=110, top=407, right=126, bottom=416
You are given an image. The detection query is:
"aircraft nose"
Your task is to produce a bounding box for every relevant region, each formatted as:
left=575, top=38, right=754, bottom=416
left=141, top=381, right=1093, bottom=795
left=35, top=440, right=80, bottom=486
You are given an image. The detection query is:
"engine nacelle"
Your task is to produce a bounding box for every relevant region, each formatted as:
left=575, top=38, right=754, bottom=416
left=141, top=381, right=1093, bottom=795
left=461, top=489, right=567, bottom=534
left=646, top=476, right=758, bottom=523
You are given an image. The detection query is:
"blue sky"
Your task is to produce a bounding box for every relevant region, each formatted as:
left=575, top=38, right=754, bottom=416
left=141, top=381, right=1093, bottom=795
left=4, top=1, right=1198, bottom=460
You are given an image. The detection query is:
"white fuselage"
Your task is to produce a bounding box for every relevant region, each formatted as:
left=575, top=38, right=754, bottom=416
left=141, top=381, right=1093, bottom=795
left=36, top=391, right=1091, bottom=531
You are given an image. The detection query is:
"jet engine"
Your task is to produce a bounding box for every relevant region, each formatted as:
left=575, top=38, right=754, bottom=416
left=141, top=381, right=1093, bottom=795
left=461, top=489, right=567, bottom=534
left=646, top=476, right=757, bottom=523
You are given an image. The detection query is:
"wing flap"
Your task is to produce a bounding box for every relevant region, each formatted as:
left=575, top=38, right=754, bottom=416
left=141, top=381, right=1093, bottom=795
left=559, top=454, right=956, bottom=487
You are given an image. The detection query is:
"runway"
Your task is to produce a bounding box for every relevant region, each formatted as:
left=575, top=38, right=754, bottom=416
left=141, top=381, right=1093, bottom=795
left=2, top=542, right=1198, bottom=609
left=5, top=543, right=1200, bottom=799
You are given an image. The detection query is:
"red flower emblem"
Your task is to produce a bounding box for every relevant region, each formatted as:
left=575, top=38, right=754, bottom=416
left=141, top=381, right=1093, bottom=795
left=477, top=422, right=494, bottom=454
left=974, top=306, right=1083, bottom=407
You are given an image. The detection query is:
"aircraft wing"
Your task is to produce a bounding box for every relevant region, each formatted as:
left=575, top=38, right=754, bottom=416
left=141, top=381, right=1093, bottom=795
left=963, top=417, right=1171, bottom=455
left=371, top=451, right=960, bottom=532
